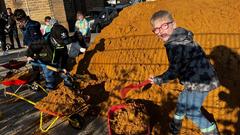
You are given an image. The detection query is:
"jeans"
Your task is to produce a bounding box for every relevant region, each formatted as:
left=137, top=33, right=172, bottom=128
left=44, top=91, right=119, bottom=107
left=171, top=89, right=217, bottom=134
left=35, top=60, right=72, bottom=89
left=36, top=60, right=56, bottom=89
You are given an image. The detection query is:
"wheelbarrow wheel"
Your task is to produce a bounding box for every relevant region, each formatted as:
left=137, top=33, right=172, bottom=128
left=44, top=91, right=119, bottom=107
left=30, top=82, right=39, bottom=91
left=69, top=114, right=85, bottom=130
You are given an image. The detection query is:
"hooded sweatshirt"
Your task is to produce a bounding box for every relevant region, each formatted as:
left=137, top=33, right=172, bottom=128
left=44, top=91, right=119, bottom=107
left=153, top=27, right=220, bottom=92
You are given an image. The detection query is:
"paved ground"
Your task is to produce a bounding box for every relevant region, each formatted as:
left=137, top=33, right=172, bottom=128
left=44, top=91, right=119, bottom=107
left=0, top=90, right=108, bottom=135
left=0, top=33, right=110, bottom=135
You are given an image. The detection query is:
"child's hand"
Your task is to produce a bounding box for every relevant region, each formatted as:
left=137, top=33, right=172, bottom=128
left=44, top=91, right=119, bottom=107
left=148, top=75, right=155, bottom=84
left=62, top=69, right=67, bottom=74
left=26, top=57, right=33, bottom=63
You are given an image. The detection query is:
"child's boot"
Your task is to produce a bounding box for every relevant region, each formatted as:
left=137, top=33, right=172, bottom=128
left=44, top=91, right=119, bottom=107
left=168, top=119, right=182, bottom=135
left=202, top=127, right=219, bottom=135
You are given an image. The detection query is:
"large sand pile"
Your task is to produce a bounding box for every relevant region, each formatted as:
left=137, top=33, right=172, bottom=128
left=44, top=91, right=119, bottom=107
left=72, top=0, right=240, bottom=134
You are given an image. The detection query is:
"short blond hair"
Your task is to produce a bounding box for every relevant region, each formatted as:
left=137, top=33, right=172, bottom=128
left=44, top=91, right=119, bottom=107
left=150, top=10, right=173, bottom=25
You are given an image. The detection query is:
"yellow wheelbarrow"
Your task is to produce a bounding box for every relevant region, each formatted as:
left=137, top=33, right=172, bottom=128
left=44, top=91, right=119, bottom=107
left=4, top=91, right=90, bottom=133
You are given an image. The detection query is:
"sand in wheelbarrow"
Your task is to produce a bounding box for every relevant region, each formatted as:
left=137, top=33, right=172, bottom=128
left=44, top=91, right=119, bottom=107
left=34, top=84, right=87, bottom=116
left=110, top=102, right=150, bottom=135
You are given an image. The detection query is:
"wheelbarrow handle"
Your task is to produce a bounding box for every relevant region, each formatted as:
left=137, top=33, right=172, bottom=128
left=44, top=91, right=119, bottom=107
left=4, top=91, right=36, bottom=105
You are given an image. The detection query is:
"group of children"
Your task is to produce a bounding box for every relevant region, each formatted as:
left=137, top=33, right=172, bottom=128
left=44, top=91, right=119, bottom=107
left=41, top=11, right=91, bottom=44
left=2, top=6, right=221, bottom=135
left=12, top=8, right=89, bottom=90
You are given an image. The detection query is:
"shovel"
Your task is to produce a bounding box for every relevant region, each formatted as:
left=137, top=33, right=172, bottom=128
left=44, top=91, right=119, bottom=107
left=120, top=79, right=151, bottom=99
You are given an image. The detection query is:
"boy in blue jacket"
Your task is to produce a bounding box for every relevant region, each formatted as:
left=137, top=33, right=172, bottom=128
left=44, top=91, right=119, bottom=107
left=149, top=10, right=220, bottom=135
left=14, top=9, right=42, bottom=47
left=14, top=9, right=42, bottom=80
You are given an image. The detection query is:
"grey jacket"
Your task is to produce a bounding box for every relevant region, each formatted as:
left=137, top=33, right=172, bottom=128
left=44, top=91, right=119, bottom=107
left=153, top=27, right=219, bottom=92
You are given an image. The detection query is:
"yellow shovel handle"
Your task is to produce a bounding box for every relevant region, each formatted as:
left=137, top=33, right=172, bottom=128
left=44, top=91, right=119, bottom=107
left=46, top=65, right=58, bottom=72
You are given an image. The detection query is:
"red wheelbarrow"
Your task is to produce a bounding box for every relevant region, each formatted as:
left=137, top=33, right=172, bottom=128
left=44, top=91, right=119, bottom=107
left=0, top=60, right=29, bottom=94
left=0, top=69, right=47, bottom=97
left=107, top=80, right=153, bottom=135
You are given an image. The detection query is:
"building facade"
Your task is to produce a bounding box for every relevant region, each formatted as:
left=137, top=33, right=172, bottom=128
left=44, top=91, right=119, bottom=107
left=3, top=0, right=105, bottom=31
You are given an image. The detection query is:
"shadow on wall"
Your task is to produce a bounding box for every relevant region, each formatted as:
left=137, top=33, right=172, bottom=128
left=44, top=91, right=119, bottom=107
left=208, top=45, right=240, bottom=134
left=76, top=38, right=106, bottom=80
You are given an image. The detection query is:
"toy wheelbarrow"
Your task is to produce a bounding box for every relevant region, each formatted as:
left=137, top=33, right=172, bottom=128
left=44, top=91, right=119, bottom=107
left=4, top=91, right=89, bottom=133
left=0, top=60, right=46, bottom=97
left=0, top=69, right=47, bottom=97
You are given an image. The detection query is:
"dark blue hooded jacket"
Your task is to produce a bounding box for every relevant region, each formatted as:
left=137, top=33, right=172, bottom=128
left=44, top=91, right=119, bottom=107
left=22, top=17, right=42, bottom=46
left=153, top=27, right=220, bottom=91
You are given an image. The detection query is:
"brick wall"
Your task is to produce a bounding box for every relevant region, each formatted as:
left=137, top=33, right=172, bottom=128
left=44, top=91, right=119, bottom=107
left=50, top=0, right=68, bottom=27
left=3, top=0, right=106, bottom=30
left=4, top=0, right=68, bottom=28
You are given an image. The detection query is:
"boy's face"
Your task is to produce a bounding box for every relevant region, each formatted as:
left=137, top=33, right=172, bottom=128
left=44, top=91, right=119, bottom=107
left=45, top=19, right=50, bottom=25
left=16, top=19, right=26, bottom=29
left=152, top=17, right=176, bottom=42
left=77, top=14, right=84, bottom=20
left=7, top=9, right=11, bottom=15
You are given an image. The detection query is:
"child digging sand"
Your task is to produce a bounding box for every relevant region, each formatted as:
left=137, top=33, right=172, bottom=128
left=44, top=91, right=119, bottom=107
left=149, top=10, right=220, bottom=135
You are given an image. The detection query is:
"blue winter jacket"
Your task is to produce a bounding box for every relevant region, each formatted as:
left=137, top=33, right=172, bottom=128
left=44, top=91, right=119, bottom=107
left=22, top=18, right=42, bottom=46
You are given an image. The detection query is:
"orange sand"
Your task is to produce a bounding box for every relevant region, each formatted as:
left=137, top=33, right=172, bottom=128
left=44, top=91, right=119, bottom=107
left=71, top=0, right=240, bottom=134
left=35, top=84, right=87, bottom=116
left=110, top=102, right=150, bottom=135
